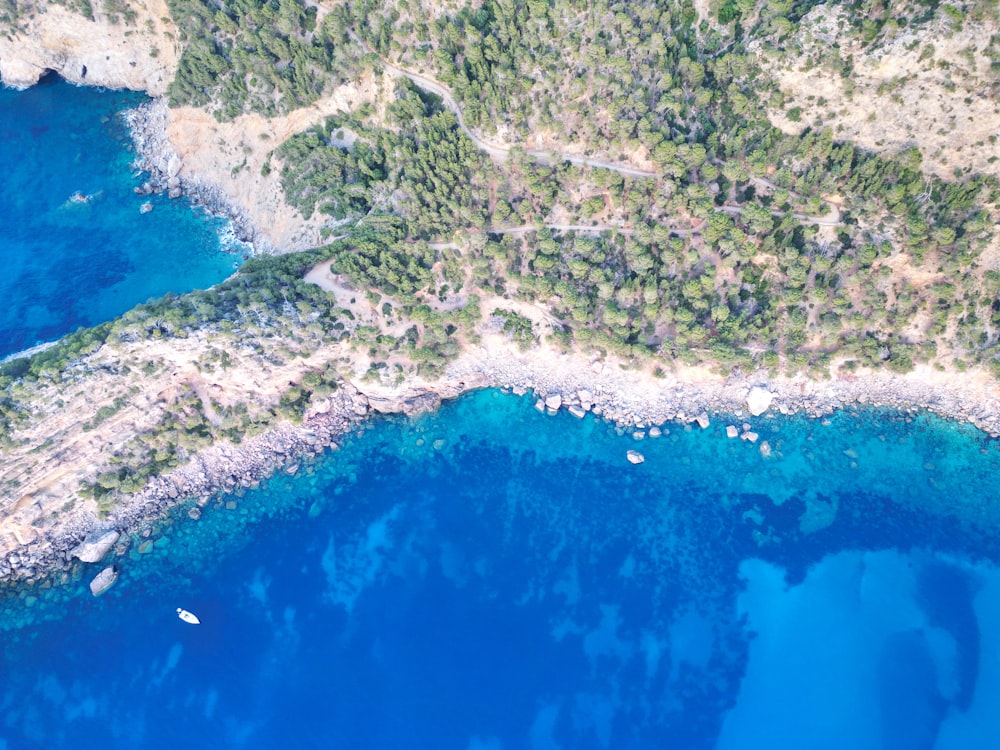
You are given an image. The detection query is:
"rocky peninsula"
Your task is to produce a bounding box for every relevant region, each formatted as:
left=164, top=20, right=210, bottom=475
left=4, top=320, right=1000, bottom=590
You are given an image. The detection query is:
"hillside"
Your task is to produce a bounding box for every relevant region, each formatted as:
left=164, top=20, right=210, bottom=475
left=1, top=0, right=1000, bottom=580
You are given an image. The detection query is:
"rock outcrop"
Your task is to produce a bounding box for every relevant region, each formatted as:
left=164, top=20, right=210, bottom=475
left=0, top=1, right=180, bottom=94
left=89, top=566, right=118, bottom=596
left=746, top=387, right=774, bottom=417
left=71, top=529, right=120, bottom=563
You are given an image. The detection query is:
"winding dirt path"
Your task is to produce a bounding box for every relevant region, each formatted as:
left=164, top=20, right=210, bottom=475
left=348, top=31, right=657, bottom=179
left=348, top=32, right=842, bottom=229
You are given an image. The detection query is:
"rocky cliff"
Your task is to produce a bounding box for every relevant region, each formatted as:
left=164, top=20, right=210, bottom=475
left=0, top=0, right=179, bottom=94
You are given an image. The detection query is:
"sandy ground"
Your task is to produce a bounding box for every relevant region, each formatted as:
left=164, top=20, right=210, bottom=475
left=165, top=73, right=379, bottom=251
left=756, top=5, right=1000, bottom=181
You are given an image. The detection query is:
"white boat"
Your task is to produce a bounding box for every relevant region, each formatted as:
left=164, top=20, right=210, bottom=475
left=176, top=607, right=201, bottom=625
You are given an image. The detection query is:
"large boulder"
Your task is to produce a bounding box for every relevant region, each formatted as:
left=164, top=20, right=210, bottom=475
left=89, top=566, right=118, bottom=596
left=746, top=387, right=774, bottom=417
left=71, top=530, right=120, bottom=563
left=626, top=450, right=645, bottom=465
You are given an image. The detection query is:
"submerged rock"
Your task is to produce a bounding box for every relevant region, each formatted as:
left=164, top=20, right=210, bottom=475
left=71, top=530, right=120, bottom=563
left=545, top=393, right=563, bottom=411
left=626, top=450, right=645, bottom=464
left=726, top=425, right=739, bottom=439
left=89, top=566, right=118, bottom=596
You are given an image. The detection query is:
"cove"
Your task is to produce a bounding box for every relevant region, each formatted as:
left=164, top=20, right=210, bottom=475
left=0, top=76, right=242, bottom=358
left=3, top=390, right=1000, bottom=749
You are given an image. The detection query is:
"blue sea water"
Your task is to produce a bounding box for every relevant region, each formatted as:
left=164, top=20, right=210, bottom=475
left=0, top=76, right=242, bottom=358
left=3, top=391, right=1000, bottom=749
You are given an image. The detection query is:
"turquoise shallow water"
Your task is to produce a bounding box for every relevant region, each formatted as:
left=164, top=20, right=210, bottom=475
left=0, top=76, right=242, bottom=357
left=3, top=390, right=1000, bottom=749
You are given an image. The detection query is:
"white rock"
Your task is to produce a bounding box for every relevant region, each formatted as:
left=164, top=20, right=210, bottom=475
left=759, top=440, right=772, bottom=457
left=545, top=393, right=562, bottom=410
left=626, top=450, right=645, bottom=464
left=741, top=431, right=759, bottom=443
left=695, top=413, right=711, bottom=429
left=649, top=426, right=662, bottom=438
left=746, top=386, right=774, bottom=417
left=72, top=530, right=121, bottom=564
left=89, top=566, right=118, bottom=596
left=726, top=425, right=739, bottom=439
left=568, top=405, right=587, bottom=419
left=167, top=153, right=182, bottom=178
left=534, top=399, right=545, bottom=413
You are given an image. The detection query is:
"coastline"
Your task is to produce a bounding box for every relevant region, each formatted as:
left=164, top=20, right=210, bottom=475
left=1, top=43, right=998, bottom=596
left=4, top=330, right=1000, bottom=590
left=1, top=340, right=58, bottom=364
left=124, top=99, right=271, bottom=254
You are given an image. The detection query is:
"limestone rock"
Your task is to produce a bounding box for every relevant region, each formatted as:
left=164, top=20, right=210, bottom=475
left=726, top=425, right=739, bottom=439
left=626, top=450, right=645, bottom=464
left=89, top=566, right=118, bottom=596
left=167, top=153, right=182, bottom=178
left=746, top=387, right=774, bottom=417
left=695, top=412, right=711, bottom=429
left=741, top=431, right=759, bottom=443
left=401, top=391, right=442, bottom=417
left=545, top=393, right=562, bottom=411
left=72, top=530, right=120, bottom=563
left=568, top=405, right=587, bottom=419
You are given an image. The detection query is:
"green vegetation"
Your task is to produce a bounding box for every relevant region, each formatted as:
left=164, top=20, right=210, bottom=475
left=492, top=309, right=536, bottom=350
left=167, top=0, right=365, bottom=119
left=278, top=81, right=495, bottom=235
left=5, top=0, right=1000, bottom=513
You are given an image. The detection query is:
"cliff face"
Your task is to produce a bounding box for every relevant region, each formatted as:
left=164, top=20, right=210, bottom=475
left=0, top=0, right=179, bottom=94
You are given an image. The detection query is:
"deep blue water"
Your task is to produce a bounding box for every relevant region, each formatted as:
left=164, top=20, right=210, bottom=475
left=4, top=391, right=1000, bottom=749
left=0, top=76, right=242, bottom=357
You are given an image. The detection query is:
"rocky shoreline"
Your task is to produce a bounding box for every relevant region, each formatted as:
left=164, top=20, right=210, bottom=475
left=0, top=375, right=478, bottom=591
left=5, top=337, right=999, bottom=593
left=124, top=99, right=274, bottom=254
left=0, top=384, right=369, bottom=587
left=455, top=350, right=1000, bottom=438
